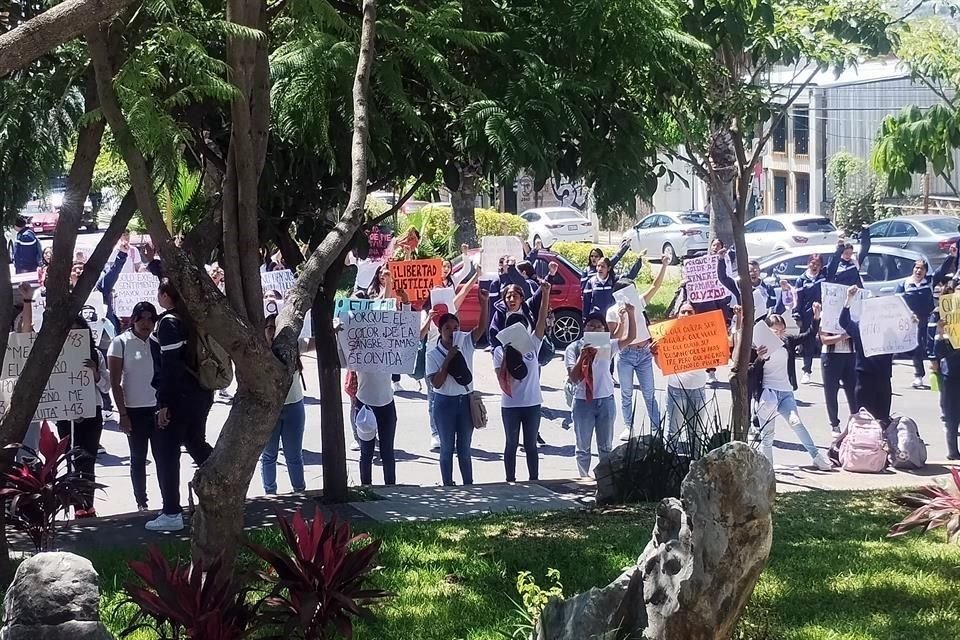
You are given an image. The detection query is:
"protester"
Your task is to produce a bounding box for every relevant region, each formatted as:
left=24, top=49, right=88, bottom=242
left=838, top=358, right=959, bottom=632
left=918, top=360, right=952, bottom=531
left=12, top=284, right=42, bottom=458
left=793, top=253, right=825, bottom=384
left=839, top=285, right=898, bottom=427
left=745, top=260, right=777, bottom=321
left=825, top=227, right=868, bottom=287
left=12, top=215, right=42, bottom=274
left=566, top=305, right=636, bottom=478
left=897, top=259, right=936, bottom=388
left=751, top=304, right=833, bottom=470
left=426, top=288, right=490, bottom=486
left=441, top=258, right=455, bottom=288
left=818, top=324, right=857, bottom=435
left=607, top=254, right=669, bottom=440
left=581, top=241, right=630, bottom=289
left=493, top=280, right=551, bottom=482
left=659, top=302, right=711, bottom=449
left=107, top=301, right=159, bottom=512
left=934, top=286, right=960, bottom=460
left=37, top=246, right=53, bottom=285
left=582, top=257, right=618, bottom=319
left=54, top=316, right=110, bottom=517
left=147, top=279, right=215, bottom=532
left=110, top=230, right=143, bottom=273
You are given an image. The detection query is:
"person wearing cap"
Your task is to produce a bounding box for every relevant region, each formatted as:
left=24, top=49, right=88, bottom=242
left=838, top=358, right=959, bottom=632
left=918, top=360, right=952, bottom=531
left=493, top=280, right=551, bottom=482
left=12, top=215, right=42, bottom=274
left=426, top=287, right=490, bottom=486
left=566, top=304, right=636, bottom=478
left=607, top=253, right=669, bottom=441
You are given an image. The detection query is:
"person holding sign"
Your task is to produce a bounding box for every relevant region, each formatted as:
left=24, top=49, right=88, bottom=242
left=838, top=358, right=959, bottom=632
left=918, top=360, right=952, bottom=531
left=897, top=259, right=937, bottom=389
left=825, top=226, right=869, bottom=288
left=839, top=285, right=895, bottom=427
left=818, top=324, right=857, bottom=435
left=934, top=299, right=960, bottom=460
left=493, top=281, right=551, bottom=482
left=793, top=254, right=826, bottom=384
left=659, top=302, right=710, bottom=447
left=426, top=288, right=490, bottom=486
left=566, top=306, right=636, bottom=478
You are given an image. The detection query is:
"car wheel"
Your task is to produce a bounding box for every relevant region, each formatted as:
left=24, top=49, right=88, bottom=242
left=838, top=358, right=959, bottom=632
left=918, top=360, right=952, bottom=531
left=662, top=243, right=678, bottom=265
left=550, top=309, right=583, bottom=348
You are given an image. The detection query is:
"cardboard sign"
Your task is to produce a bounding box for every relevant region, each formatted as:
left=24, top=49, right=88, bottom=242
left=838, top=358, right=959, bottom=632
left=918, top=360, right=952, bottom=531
left=333, top=297, right=397, bottom=316
left=480, top=236, right=524, bottom=276
left=388, top=259, right=443, bottom=306
left=649, top=309, right=730, bottom=375
left=1, top=329, right=97, bottom=422
left=820, top=282, right=866, bottom=334
left=336, top=309, right=421, bottom=374
left=940, top=293, right=960, bottom=348
left=32, top=290, right=105, bottom=335
left=114, top=272, right=160, bottom=317
left=683, top=255, right=727, bottom=303
left=367, top=227, right=393, bottom=261
left=260, top=269, right=296, bottom=298
left=860, top=295, right=918, bottom=358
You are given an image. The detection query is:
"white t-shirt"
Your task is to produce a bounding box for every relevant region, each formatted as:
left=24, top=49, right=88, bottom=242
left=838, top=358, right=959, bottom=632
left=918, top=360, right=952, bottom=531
left=606, top=297, right=650, bottom=344
left=564, top=338, right=621, bottom=400
left=284, top=375, right=305, bottom=405
left=761, top=344, right=792, bottom=392
left=356, top=371, right=393, bottom=407
left=352, top=254, right=382, bottom=292
left=110, top=246, right=142, bottom=273
left=107, top=330, right=157, bottom=408
left=425, top=330, right=476, bottom=396
left=668, top=369, right=708, bottom=390
left=752, top=286, right=770, bottom=321
left=493, top=336, right=543, bottom=408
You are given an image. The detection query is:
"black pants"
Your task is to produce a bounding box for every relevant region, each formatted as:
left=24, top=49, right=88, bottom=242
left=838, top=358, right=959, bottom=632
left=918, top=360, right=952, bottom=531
left=912, top=323, right=928, bottom=378
left=127, top=406, right=156, bottom=509
left=502, top=405, right=540, bottom=482
left=155, top=392, right=214, bottom=515
left=855, top=371, right=892, bottom=426
left=358, top=400, right=397, bottom=485
left=942, top=376, right=960, bottom=457
left=800, top=320, right=819, bottom=374
left=821, top=352, right=856, bottom=430
left=56, top=407, right=104, bottom=510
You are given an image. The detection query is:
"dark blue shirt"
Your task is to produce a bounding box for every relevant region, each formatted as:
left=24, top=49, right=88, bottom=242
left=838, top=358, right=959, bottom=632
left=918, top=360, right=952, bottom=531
left=839, top=306, right=894, bottom=378
left=13, top=228, right=42, bottom=273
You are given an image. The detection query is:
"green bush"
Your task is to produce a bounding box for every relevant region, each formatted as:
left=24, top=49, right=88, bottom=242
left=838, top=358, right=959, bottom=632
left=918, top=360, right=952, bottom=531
left=396, top=205, right=529, bottom=259
left=476, top=208, right=527, bottom=238
left=551, top=241, right=651, bottom=283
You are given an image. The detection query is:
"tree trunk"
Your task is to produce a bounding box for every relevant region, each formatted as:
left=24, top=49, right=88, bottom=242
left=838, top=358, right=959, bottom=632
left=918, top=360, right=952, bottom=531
left=729, top=214, right=754, bottom=442
left=451, top=161, right=480, bottom=247
left=0, top=243, right=13, bottom=587
left=707, top=128, right=736, bottom=249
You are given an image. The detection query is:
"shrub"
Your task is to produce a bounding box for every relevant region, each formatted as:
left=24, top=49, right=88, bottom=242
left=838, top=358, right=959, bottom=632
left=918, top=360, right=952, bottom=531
left=397, top=205, right=529, bottom=259
left=889, top=467, right=960, bottom=544
left=551, top=241, right=651, bottom=283
left=476, top=208, right=527, bottom=238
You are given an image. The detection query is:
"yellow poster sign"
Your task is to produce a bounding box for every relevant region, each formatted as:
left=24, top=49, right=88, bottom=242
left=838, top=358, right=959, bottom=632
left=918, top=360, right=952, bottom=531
left=940, top=293, right=960, bottom=347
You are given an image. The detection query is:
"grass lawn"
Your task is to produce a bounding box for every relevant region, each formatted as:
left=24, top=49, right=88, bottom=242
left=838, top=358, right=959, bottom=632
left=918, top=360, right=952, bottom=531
left=90, top=490, right=960, bottom=640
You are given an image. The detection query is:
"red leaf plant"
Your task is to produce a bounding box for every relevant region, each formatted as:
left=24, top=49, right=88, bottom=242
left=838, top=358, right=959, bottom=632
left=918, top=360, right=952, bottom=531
left=889, top=467, right=960, bottom=544
left=0, top=421, right=103, bottom=551
left=248, top=509, right=390, bottom=640
left=121, top=545, right=259, bottom=640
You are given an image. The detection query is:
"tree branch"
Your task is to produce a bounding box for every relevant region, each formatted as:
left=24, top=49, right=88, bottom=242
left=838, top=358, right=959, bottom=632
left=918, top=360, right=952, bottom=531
left=370, top=175, right=427, bottom=226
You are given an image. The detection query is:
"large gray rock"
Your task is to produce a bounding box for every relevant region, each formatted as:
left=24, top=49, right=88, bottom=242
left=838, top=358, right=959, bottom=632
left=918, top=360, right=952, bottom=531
left=594, top=436, right=688, bottom=505
left=538, top=442, right=775, bottom=640
left=1, top=552, right=114, bottom=640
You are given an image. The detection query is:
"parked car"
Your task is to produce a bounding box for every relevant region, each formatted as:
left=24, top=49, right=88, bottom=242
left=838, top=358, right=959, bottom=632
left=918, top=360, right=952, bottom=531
left=622, top=210, right=709, bottom=264
left=742, top=214, right=840, bottom=259
left=452, top=250, right=585, bottom=347
left=30, top=201, right=98, bottom=236
left=863, top=215, right=960, bottom=270
left=756, top=244, right=931, bottom=298
left=519, top=207, right=592, bottom=247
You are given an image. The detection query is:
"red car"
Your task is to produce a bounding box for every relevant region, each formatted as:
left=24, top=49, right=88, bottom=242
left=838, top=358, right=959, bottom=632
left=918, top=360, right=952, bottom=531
left=453, top=250, right=585, bottom=347
left=31, top=211, right=59, bottom=235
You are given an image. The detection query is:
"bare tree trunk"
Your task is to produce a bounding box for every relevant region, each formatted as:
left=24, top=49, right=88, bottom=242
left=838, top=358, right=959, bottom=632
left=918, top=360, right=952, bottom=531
left=0, top=242, right=13, bottom=586
left=451, top=161, right=480, bottom=247
left=729, top=214, right=754, bottom=442
left=707, top=128, right=736, bottom=249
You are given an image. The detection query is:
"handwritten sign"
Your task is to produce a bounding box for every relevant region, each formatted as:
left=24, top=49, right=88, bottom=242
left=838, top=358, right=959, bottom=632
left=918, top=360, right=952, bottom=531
left=649, top=310, right=730, bottom=375
left=1, top=330, right=97, bottom=422
left=940, top=293, right=960, bottom=348
left=333, top=297, right=397, bottom=316
left=367, top=227, right=393, bottom=261
left=860, top=295, right=918, bottom=358
left=263, top=298, right=312, bottom=340
left=821, top=282, right=866, bottom=333
left=32, top=290, right=104, bottom=334
left=388, top=259, right=443, bottom=306
left=260, top=269, right=296, bottom=298
left=114, top=272, right=160, bottom=317
left=336, top=309, right=421, bottom=374
left=752, top=319, right=784, bottom=354
left=683, top=255, right=727, bottom=303
left=481, top=236, right=524, bottom=276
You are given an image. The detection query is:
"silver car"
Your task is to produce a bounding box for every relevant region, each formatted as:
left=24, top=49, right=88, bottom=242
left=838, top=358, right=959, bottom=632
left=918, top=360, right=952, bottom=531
left=622, top=211, right=709, bottom=264
left=865, top=215, right=960, bottom=270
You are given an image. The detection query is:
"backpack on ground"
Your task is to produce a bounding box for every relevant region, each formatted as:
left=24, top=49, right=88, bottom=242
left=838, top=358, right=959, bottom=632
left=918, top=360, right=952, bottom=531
left=192, top=331, right=233, bottom=391
left=885, top=415, right=928, bottom=470
left=836, top=409, right=888, bottom=473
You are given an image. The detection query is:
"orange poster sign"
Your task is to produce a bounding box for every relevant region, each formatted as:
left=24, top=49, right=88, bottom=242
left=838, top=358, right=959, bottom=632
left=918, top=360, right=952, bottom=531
left=388, top=259, right=444, bottom=307
left=648, top=309, right=730, bottom=375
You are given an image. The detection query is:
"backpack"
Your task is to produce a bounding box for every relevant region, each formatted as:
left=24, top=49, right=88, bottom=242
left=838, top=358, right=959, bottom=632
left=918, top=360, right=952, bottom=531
left=837, top=409, right=888, bottom=473
left=885, top=416, right=928, bottom=470
left=192, top=330, right=234, bottom=391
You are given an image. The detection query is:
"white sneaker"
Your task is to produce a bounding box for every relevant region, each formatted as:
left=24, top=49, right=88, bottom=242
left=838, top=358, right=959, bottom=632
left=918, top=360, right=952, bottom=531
left=619, top=428, right=633, bottom=442
left=145, top=513, right=184, bottom=532
left=430, top=436, right=440, bottom=451
left=350, top=441, right=361, bottom=452
left=392, top=381, right=403, bottom=392
left=706, top=371, right=718, bottom=385
left=812, top=453, right=833, bottom=471
left=801, top=372, right=812, bottom=385
left=912, top=377, right=924, bottom=389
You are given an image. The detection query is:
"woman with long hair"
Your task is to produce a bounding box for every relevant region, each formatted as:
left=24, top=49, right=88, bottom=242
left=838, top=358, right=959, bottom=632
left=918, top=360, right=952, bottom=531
left=897, top=259, right=936, bottom=388
left=260, top=314, right=307, bottom=494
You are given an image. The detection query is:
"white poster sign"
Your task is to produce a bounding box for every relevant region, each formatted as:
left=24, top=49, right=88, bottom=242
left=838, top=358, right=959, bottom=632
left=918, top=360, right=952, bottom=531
left=820, top=283, right=867, bottom=334
left=583, top=331, right=612, bottom=361
left=336, top=309, right=421, bottom=374
left=261, top=269, right=296, bottom=298
left=263, top=299, right=312, bottom=340
left=752, top=320, right=784, bottom=354
left=430, top=287, right=456, bottom=314
left=480, top=236, right=523, bottom=276
left=497, top=322, right=536, bottom=355
left=114, top=272, right=160, bottom=317
left=1, top=329, right=97, bottom=422
left=683, top=254, right=727, bottom=303
left=860, top=295, right=918, bottom=358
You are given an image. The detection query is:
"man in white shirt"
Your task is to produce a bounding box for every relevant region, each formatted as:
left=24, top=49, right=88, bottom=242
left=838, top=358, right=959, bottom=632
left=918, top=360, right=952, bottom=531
left=110, top=230, right=143, bottom=273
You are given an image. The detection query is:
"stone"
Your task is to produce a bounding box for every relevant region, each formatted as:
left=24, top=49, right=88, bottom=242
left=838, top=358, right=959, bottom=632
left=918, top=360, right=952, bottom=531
left=594, top=435, right=688, bottom=505
left=537, top=441, right=775, bottom=640
left=1, top=552, right=114, bottom=640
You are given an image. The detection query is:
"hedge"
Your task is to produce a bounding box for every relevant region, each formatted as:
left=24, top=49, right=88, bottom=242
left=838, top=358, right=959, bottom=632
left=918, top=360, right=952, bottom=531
left=551, top=241, right=652, bottom=283
left=398, top=205, right=528, bottom=239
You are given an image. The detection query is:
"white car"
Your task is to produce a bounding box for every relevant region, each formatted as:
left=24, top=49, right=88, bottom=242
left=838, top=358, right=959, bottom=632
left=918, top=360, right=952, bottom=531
left=519, top=207, right=592, bottom=247
left=742, top=214, right=840, bottom=259
left=622, top=210, right=710, bottom=264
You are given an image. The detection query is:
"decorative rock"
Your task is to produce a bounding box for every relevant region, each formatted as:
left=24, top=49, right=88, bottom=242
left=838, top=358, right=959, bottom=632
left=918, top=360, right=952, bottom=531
left=1, top=552, right=114, bottom=640
left=537, top=441, right=775, bottom=640
left=594, top=435, right=688, bottom=505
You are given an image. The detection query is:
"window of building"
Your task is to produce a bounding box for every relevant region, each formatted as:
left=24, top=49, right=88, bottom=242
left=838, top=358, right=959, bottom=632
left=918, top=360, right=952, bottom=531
left=793, top=107, right=809, bottom=156
left=773, top=174, right=788, bottom=213
left=796, top=173, right=810, bottom=212
left=772, top=116, right=787, bottom=153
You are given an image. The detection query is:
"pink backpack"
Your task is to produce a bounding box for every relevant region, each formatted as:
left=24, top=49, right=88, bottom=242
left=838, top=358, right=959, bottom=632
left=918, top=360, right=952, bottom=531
left=837, top=409, right=889, bottom=473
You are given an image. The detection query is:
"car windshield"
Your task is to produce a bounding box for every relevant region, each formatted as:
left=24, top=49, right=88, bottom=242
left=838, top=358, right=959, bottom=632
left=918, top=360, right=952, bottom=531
left=922, top=218, right=960, bottom=234
left=677, top=213, right=709, bottom=225
left=791, top=218, right=836, bottom=233
left=542, top=209, right=584, bottom=221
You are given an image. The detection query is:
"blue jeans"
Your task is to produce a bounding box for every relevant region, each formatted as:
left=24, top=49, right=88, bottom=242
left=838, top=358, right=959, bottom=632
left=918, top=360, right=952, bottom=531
left=665, top=385, right=707, bottom=454
left=260, top=400, right=306, bottom=494
left=617, top=345, right=660, bottom=433
left=572, top=396, right=616, bottom=477
left=427, top=385, right=439, bottom=438
left=755, top=389, right=820, bottom=463
left=501, top=405, right=541, bottom=481
left=434, top=393, right=474, bottom=486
